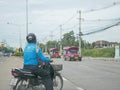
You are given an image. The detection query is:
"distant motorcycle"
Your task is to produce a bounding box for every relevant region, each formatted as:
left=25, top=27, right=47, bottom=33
left=10, top=62, right=63, bottom=90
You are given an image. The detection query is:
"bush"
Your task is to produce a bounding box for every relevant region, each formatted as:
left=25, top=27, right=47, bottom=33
left=82, top=48, right=115, bottom=58
left=14, top=52, right=23, bottom=56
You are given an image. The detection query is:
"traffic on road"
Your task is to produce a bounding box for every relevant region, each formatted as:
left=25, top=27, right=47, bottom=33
left=0, top=56, right=120, bottom=90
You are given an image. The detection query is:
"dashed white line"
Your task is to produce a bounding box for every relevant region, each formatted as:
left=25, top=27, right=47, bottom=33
left=63, top=77, right=85, bottom=90
left=76, top=87, right=85, bottom=90
left=63, top=77, right=68, bottom=81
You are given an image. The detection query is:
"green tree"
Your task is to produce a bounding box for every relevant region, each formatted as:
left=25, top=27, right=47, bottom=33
left=38, top=43, right=45, bottom=52
left=47, top=41, right=59, bottom=49
left=62, top=31, right=76, bottom=47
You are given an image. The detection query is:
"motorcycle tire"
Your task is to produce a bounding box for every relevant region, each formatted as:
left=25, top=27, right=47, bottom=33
left=13, top=79, right=46, bottom=90
left=53, top=74, right=63, bottom=90
left=13, top=79, right=29, bottom=90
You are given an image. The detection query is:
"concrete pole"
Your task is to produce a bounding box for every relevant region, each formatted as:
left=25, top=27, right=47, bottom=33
left=78, top=10, right=82, bottom=56
left=26, top=0, right=28, bottom=35
left=60, top=25, right=62, bottom=55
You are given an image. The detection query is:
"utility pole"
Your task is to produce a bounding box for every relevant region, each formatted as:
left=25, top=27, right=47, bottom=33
left=60, top=25, right=63, bottom=55
left=49, top=31, right=54, bottom=41
left=78, top=10, right=82, bottom=56
left=19, top=27, right=22, bottom=49
left=26, top=0, right=28, bottom=35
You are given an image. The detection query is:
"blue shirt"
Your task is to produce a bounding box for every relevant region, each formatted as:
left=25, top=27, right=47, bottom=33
left=24, top=43, right=50, bottom=65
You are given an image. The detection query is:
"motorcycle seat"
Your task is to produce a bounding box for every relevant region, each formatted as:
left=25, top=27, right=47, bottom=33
left=13, top=68, right=35, bottom=77
left=20, top=69, right=32, bottom=73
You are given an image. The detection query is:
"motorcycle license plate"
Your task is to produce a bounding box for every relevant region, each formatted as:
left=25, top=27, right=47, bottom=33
left=75, top=57, right=78, bottom=60
left=10, top=78, right=18, bottom=86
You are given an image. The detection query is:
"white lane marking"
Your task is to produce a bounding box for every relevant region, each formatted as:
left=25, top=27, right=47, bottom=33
left=63, top=77, right=85, bottom=90
left=63, top=77, right=68, bottom=81
left=76, top=87, right=85, bottom=90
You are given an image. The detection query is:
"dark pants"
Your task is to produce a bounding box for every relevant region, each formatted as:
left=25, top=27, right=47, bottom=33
left=24, top=65, right=53, bottom=90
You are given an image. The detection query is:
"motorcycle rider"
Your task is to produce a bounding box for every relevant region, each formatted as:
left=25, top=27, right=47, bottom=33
left=23, top=33, right=53, bottom=90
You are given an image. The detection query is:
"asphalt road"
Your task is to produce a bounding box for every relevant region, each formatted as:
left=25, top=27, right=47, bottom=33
left=0, top=56, right=120, bottom=90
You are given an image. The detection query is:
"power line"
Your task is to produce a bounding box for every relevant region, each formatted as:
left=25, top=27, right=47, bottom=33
left=60, top=2, right=120, bottom=27
left=62, top=23, right=78, bottom=31
left=47, top=2, right=120, bottom=42
left=51, top=18, right=120, bottom=40
left=82, top=18, right=120, bottom=22
left=82, top=21, right=120, bottom=36
left=83, top=2, right=120, bottom=13
left=62, top=13, right=77, bottom=26
left=52, top=2, right=120, bottom=35
left=49, top=13, right=77, bottom=39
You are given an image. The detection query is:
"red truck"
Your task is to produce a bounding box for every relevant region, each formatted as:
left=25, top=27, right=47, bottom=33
left=63, top=46, right=82, bottom=61
left=50, top=48, right=61, bottom=58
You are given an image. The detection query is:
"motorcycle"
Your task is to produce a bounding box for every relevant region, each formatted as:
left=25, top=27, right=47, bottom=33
left=10, top=62, right=63, bottom=90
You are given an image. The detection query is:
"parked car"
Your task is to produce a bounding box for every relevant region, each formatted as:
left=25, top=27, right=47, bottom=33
left=3, top=52, right=10, bottom=57
left=50, top=48, right=61, bottom=58
left=63, top=46, right=82, bottom=61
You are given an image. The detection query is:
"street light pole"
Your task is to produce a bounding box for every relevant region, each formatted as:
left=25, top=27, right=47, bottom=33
left=78, top=10, right=82, bottom=56
left=19, top=28, right=22, bottom=48
left=26, top=0, right=28, bottom=35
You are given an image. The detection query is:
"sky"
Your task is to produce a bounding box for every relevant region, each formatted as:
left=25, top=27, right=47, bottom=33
left=0, top=0, right=120, bottom=48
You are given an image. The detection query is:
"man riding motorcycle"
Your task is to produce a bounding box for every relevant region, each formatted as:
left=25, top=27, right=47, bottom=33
left=23, top=33, right=53, bottom=90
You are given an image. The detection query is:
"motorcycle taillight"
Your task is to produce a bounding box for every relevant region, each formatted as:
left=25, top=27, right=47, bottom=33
left=11, top=70, right=18, bottom=76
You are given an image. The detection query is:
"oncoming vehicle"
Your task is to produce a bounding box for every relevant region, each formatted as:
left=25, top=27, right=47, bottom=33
left=63, top=46, right=82, bottom=61
left=3, top=52, right=10, bottom=57
left=50, top=48, right=61, bottom=58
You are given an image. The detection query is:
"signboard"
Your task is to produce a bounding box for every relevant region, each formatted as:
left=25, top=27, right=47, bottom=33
left=114, top=46, right=120, bottom=59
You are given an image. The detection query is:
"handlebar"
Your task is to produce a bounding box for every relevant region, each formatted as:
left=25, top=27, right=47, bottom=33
left=50, top=60, right=53, bottom=63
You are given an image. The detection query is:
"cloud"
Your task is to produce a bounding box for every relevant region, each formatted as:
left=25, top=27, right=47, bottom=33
left=0, top=0, right=6, bottom=4
left=29, top=0, right=48, bottom=4
left=0, top=0, right=120, bottom=48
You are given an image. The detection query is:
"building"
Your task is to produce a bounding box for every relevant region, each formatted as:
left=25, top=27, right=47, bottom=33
left=94, top=40, right=119, bottom=48
left=94, top=40, right=110, bottom=48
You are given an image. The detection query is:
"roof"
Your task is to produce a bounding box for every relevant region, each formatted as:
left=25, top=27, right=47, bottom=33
left=50, top=48, right=59, bottom=51
left=63, top=46, right=79, bottom=50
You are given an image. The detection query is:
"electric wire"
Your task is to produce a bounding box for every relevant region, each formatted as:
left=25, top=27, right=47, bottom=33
left=82, top=21, right=120, bottom=36
left=83, top=2, right=120, bottom=13
left=42, top=2, right=120, bottom=41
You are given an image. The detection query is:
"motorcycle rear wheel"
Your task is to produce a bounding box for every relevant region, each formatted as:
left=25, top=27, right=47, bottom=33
left=13, top=79, right=28, bottom=90
left=13, top=79, right=46, bottom=90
